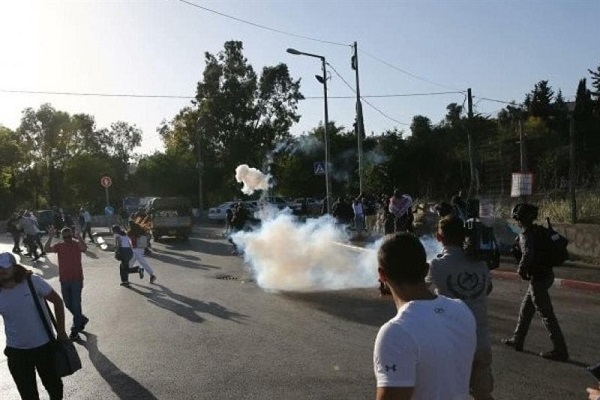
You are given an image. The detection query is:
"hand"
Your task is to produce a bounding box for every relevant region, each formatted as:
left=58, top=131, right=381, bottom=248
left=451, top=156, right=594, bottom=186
left=518, top=269, right=530, bottom=281
left=587, top=385, right=600, bottom=400
left=57, top=330, right=69, bottom=342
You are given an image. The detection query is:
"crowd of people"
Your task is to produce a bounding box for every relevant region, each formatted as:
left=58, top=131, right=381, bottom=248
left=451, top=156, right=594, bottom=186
left=0, top=193, right=596, bottom=400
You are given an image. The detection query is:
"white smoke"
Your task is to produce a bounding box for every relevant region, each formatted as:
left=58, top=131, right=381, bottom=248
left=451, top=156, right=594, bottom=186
left=231, top=212, right=443, bottom=292
left=235, top=164, right=271, bottom=195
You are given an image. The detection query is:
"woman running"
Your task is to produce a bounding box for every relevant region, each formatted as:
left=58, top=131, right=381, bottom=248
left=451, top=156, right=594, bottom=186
left=128, top=222, right=157, bottom=284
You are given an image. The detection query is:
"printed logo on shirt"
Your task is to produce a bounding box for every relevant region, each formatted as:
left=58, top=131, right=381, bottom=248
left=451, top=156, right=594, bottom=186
left=385, top=364, right=397, bottom=372
left=446, top=271, right=487, bottom=300
left=434, top=307, right=444, bottom=314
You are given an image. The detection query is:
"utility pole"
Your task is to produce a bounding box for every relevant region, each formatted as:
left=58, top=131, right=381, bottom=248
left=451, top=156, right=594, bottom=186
left=466, top=88, right=476, bottom=198
left=322, top=58, right=332, bottom=214
left=518, top=119, right=527, bottom=172
left=352, top=41, right=365, bottom=195
left=197, top=118, right=204, bottom=218
left=569, top=115, right=577, bottom=223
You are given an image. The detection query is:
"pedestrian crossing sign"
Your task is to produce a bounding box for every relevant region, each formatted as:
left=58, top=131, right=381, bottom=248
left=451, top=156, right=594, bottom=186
left=314, top=162, right=325, bottom=175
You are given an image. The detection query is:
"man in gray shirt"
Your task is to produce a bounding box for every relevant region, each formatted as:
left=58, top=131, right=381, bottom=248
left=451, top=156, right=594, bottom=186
left=426, top=215, right=494, bottom=400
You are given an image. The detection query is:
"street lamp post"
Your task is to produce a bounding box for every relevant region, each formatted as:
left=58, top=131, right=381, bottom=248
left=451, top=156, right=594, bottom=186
left=287, top=48, right=331, bottom=214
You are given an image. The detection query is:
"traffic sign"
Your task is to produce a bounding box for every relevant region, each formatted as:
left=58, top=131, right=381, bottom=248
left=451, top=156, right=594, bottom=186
left=101, top=176, right=112, bottom=188
left=104, top=206, right=115, bottom=216
left=313, top=162, right=325, bottom=175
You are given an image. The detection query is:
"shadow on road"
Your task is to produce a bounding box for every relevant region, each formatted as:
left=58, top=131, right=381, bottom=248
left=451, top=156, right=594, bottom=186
left=84, top=249, right=99, bottom=259
left=77, top=332, right=158, bottom=400
left=151, top=249, right=201, bottom=261
left=30, top=257, right=58, bottom=280
left=149, top=252, right=219, bottom=271
left=282, top=290, right=395, bottom=327
left=127, top=283, right=248, bottom=324
left=186, top=237, right=234, bottom=256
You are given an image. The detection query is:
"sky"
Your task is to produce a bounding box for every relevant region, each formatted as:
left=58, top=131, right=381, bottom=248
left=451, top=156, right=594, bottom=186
left=1, top=0, right=599, bottom=156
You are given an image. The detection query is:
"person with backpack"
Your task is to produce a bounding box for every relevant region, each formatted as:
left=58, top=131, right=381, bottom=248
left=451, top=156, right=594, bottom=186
left=112, top=225, right=137, bottom=287
left=502, top=203, right=569, bottom=362
left=427, top=215, right=494, bottom=400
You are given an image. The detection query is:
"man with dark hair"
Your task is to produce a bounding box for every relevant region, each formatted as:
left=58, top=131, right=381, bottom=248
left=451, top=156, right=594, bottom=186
left=502, top=203, right=569, bottom=361
left=374, top=233, right=476, bottom=400
left=427, top=215, right=494, bottom=400
left=44, top=226, right=89, bottom=340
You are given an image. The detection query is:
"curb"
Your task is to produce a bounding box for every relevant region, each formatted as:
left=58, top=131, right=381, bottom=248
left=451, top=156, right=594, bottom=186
left=491, top=270, right=600, bottom=293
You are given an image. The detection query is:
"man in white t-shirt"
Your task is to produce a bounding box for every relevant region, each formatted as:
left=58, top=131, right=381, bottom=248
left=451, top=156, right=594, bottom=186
left=374, top=233, right=477, bottom=400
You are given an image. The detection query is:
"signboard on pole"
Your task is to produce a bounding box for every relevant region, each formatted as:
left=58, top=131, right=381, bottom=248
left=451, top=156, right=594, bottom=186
left=313, top=162, right=325, bottom=176
left=101, top=176, right=112, bottom=188
left=511, top=173, right=533, bottom=197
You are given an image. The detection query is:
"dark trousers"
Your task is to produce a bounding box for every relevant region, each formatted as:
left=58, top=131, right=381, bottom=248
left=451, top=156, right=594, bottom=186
left=61, top=280, right=86, bottom=334
left=24, top=235, right=39, bottom=257
left=81, top=222, right=93, bottom=242
left=4, top=343, right=63, bottom=400
left=514, top=273, right=568, bottom=353
left=11, top=232, right=21, bottom=252
left=118, top=248, right=137, bottom=283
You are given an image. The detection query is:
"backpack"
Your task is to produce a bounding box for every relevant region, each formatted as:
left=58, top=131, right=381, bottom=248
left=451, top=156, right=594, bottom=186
left=464, top=218, right=501, bottom=270
left=533, top=218, right=569, bottom=267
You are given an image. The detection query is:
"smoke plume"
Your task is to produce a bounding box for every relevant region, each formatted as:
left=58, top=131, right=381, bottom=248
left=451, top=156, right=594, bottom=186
left=235, top=164, right=271, bottom=195
left=231, top=212, right=443, bottom=292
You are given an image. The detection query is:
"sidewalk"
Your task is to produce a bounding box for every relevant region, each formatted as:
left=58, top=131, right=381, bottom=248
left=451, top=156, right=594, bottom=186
left=494, top=256, right=600, bottom=292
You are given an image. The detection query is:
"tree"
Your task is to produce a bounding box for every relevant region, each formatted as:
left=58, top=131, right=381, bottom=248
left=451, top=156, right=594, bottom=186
left=161, top=40, right=303, bottom=205
left=523, top=80, right=555, bottom=120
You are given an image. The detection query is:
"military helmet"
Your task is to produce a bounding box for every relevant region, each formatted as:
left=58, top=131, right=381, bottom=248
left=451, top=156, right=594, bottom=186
left=512, top=203, right=538, bottom=222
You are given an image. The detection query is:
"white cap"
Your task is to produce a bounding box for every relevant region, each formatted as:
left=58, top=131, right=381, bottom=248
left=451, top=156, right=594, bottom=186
left=0, top=253, right=16, bottom=269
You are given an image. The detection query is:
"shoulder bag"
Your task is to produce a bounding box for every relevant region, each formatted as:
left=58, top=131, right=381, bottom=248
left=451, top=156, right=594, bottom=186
left=26, top=276, right=82, bottom=377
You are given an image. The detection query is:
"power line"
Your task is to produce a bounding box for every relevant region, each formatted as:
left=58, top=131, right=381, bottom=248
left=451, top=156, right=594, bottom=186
left=174, top=0, right=349, bottom=47
left=359, top=49, right=464, bottom=92
left=0, top=88, right=463, bottom=100
left=326, top=62, right=410, bottom=126
left=0, top=89, right=192, bottom=99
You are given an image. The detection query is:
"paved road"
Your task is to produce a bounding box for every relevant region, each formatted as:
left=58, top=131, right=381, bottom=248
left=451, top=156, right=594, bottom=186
left=1, top=227, right=599, bottom=400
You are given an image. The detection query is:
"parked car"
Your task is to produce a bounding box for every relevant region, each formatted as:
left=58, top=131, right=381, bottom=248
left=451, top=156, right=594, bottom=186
left=147, top=197, right=193, bottom=240
left=265, top=196, right=292, bottom=210
left=291, top=198, right=323, bottom=215
left=208, top=201, right=238, bottom=223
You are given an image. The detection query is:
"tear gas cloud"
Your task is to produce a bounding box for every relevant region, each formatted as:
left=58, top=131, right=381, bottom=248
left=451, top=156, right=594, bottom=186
left=235, top=164, right=271, bottom=195
left=232, top=212, right=443, bottom=292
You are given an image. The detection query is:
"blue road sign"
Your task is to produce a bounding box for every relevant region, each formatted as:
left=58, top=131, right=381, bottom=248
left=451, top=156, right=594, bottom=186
left=314, top=161, right=325, bottom=175
left=104, top=206, right=115, bottom=216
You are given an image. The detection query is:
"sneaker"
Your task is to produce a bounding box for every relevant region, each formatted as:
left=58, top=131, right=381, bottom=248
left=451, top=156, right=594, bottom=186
left=120, top=282, right=130, bottom=287
left=69, top=331, right=80, bottom=340
left=150, top=275, right=157, bottom=284
left=540, top=350, right=569, bottom=362
left=501, top=338, right=524, bottom=352
left=79, top=316, right=89, bottom=332
left=139, top=268, right=144, bottom=280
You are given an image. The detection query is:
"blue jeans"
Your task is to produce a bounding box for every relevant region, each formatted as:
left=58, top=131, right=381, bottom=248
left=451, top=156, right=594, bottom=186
left=60, top=280, right=86, bottom=333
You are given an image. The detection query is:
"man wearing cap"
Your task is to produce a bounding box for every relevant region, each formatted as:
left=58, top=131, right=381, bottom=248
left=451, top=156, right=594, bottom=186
left=502, top=203, right=569, bottom=362
left=44, top=225, right=89, bottom=340
left=0, top=252, right=68, bottom=399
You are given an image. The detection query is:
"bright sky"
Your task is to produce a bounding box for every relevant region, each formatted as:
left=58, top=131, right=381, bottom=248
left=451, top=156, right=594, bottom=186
left=1, top=0, right=599, bottom=155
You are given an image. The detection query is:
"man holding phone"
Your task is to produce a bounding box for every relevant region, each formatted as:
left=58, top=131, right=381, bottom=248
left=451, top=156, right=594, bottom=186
left=44, top=225, right=88, bottom=340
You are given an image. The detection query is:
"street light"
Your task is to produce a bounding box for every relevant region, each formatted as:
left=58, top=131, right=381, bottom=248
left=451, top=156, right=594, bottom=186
left=286, top=48, right=331, bottom=214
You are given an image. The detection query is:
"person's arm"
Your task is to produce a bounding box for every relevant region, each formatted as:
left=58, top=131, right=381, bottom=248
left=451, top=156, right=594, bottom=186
left=587, top=384, right=600, bottom=400
left=44, top=226, right=56, bottom=253
left=517, top=231, right=533, bottom=280
left=44, top=290, right=68, bottom=341
left=74, top=230, right=87, bottom=252
left=376, top=387, right=414, bottom=400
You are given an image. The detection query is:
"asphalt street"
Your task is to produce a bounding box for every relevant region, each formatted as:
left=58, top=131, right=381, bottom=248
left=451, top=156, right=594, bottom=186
left=1, top=226, right=599, bottom=400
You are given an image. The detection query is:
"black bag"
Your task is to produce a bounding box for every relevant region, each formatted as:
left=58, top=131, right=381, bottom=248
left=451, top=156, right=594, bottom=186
left=464, top=218, right=501, bottom=270
left=26, top=277, right=82, bottom=377
left=534, top=218, right=569, bottom=267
